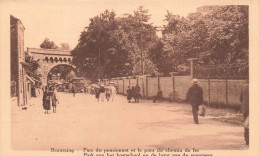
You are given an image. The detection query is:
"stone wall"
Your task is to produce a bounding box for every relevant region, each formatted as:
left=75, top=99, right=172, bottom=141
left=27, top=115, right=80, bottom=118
left=159, top=77, right=173, bottom=98
left=147, top=78, right=158, bottom=97
left=112, top=76, right=246, bottom=107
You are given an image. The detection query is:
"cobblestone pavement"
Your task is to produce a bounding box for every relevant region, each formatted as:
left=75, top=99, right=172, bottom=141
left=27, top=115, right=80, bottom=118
left=11, top=92, right=248, bottom=150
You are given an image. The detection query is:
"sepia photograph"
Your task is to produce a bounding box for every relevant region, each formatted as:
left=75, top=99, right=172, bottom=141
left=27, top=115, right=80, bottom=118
left=1, top=0, right=260, bottom=156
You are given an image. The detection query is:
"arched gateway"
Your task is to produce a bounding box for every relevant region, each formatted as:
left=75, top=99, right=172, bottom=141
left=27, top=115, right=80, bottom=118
left=27, top=48, right=75, bottom=86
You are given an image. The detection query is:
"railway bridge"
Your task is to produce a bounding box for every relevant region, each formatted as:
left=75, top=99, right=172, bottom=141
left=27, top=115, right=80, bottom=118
left=27, top=48, right=75, bottom=86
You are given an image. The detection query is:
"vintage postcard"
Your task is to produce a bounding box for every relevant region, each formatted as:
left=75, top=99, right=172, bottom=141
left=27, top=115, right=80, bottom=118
left=0, top=0, right=260, bottom=156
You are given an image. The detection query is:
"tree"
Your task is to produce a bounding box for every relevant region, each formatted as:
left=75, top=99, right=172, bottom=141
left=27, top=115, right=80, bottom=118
left=48, top=65, right=74, bottom=80
left=66, top=71, right=76, bottom=82
left=71, top=7, right=159, bottom=81
left=40, top=38, right=58, bottom=49
left=122, top=6, right=159, bottom=75
left=25, top=52, right=40, bottom=80
left=151, top=5, right=248, bottom=77
left=72, top=10, right=121, bottom=80
left=60, top=43, right=70, bottom=50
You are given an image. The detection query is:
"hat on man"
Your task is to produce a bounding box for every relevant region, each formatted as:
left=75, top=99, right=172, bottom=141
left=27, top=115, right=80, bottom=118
left=191, top=78, right=199, bottom=84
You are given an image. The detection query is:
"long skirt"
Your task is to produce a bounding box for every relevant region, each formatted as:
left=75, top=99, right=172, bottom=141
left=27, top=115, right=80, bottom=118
left=127, top=94, right=131, bottom=100
left=44, top=100, right=51, bottom=110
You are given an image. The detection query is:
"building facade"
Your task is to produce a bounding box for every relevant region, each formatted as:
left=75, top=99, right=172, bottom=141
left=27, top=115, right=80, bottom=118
left=10, top=15, right=27, bottom=106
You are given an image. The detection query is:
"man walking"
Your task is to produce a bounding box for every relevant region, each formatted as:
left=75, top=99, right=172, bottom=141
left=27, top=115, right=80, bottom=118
left=186, top=79, right=203, bottom=124
left=240, top=80, right=249, bottom=145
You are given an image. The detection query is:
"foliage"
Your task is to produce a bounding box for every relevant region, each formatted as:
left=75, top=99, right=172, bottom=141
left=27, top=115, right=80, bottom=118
left=25, top=52, right=40, bottom=80
left=72, top=5, right=248, bottom=79
left=150, top=5, right=248, bottom=76
left=60, top=43, right=70, bottom=50
left=48, top=65, right=75, bottom=80
left=40, top=38, right=58, bottom=49
left=65, top=71, right=76, bottom=82
left=71, top=7, right=159, bottom=81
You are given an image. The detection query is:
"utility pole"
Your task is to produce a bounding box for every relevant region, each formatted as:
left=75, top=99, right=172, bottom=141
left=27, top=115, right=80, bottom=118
left=139, top=25, right=163, bottom=76
left=98, top=39, right=101, bottom=80
left=140, top=26, right=144, bottom=76
left=139, top=20, right=144, bottom=76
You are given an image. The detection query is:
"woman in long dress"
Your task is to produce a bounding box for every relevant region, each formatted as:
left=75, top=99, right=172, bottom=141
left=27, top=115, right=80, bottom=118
left=43, top=86, right=51, bottom=114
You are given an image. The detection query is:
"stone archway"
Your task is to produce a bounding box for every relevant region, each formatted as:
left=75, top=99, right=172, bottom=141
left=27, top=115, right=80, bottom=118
left=47, top=64, right=76, bottom=83
left=43, top=63, right=76, bottom=85
left=27, top=48, right=75, bottom=86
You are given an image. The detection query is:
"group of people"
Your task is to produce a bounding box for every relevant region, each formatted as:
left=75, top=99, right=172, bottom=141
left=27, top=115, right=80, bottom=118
left=42, top=85, right=59, bottom=114
left=126, top=84, right=141, bottom=103
left=94, top=83, right=117, bottom=102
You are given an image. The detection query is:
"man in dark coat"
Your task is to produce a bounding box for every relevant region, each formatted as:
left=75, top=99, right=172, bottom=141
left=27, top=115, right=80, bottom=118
left=134, top=84, right=141, bottom=103
left=186, top=79, right=203, bottom=124
left=94, top=86, right=100, bottom=102
left=240, top=81, right=249, bottom=145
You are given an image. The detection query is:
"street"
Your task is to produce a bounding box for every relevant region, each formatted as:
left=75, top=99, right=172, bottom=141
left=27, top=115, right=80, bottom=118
left=11, top=92, right=247, bottom=150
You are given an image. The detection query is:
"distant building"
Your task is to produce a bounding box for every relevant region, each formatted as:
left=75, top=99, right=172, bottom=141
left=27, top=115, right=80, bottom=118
left=196, top=6, right=215, bottom=15
left=10, top=15, right=28, bottom=106
left=187, top=6, right=215, bottom=18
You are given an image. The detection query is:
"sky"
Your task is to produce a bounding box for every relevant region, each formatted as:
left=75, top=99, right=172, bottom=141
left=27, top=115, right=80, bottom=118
left=2, top=0, right=212, bottom=49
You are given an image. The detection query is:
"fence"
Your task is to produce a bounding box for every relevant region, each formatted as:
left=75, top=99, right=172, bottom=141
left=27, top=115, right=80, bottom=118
left=104, top=75, right=247, bottom=107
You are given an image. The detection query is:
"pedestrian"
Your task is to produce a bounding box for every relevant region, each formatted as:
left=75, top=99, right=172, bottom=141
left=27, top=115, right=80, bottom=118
left=42, top=86, right=48, bottom=114
left=186, top=78, right=203, bottom=124
left=153, top=88, right=163, bottom=103
left=105, top=85, right=111, bottom=102
left=52, top=87, right=59, bottom=113
left=127, top=86, right=132, bottom=103
left=240, top=80, right=249, bottom=145
left=94, top=85, right=100, bottom=102
left=43, top=86, right=51, bottom=114
left=72, top=83, right=76, bottom=97
left=131, top=86, right=135, bottom=102
left=99, top=84, right=106, bottom=102
left=84, top=86, right=87, bottom=94
left=110, top=83, right=117, bottom=102
left=134, top=84, right=141, bottom=103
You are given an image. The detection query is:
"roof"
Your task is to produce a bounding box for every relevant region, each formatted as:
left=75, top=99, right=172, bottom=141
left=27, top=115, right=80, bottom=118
left=20, top=62, right=30, bottom=67
left=27, top=48, right=71, bottom=56
left=10, top=15, right=25, bottom=30
left=26, top=75, right=35, bottom=84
